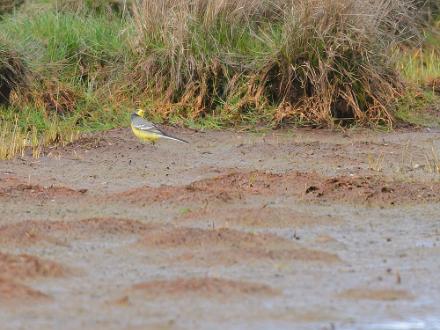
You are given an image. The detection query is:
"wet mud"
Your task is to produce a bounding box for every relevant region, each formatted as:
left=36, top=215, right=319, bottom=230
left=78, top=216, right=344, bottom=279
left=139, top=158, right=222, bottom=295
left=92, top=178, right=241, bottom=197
left=1, top=127, right=440, bottom=329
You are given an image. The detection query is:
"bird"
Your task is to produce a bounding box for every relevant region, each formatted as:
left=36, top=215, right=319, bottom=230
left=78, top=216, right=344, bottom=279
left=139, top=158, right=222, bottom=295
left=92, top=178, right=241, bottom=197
left=130, top=109, right=188, bottom=144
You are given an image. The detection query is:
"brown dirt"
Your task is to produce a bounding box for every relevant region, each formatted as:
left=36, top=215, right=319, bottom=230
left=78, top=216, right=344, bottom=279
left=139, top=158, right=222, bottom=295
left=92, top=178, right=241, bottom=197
left=0, top=177, right=87, bottom=200
left=4, top=168, right=439, bottom=207
left=0, top=217, right=155, bottom=246
left=1, top=127, right=440, bottom=329
left=136, top=226, right=340, bottom=265
left=130, top=277, right=280, bottom=298
left=174, top=246, right=340, bottom=266
left=106, top=170, right=278, bottom=205
left=302, top=175, right=440, bottom=205
left=137, top=227, right=293, bottom=249
left=106, top=170, right=440, bottom=207
left=339, top=288, right=414, bottom=301
left=179, top=206, right=341, bottom=228
left=0, top=252, right=67, bottom=280
left=0, top=278, right=51, bottom=302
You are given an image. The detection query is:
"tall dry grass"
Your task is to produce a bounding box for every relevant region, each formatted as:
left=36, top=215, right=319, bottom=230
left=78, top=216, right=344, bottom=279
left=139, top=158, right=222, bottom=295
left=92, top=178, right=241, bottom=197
left=0, top=47, right=27, bottom=106
left=130, top=0, right=416, bottom=126
left=56, top=0, right=132, bottom=16
left=0, top=0, right=24, bottom=15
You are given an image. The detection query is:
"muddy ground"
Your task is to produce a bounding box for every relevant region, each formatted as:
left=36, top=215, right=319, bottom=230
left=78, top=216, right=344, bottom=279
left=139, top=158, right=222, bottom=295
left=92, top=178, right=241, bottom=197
left=1, top=126, right=440, bottom=330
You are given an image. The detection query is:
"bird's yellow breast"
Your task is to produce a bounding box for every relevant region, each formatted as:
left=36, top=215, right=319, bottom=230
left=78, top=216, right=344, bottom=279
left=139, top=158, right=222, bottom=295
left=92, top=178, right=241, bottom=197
left=131, top=125, right=160, bottom=143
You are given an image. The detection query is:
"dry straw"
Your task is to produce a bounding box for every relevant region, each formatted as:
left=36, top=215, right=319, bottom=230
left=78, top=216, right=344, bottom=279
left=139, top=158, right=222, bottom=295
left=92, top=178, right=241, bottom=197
left=130, top=0, right=416, bottom=126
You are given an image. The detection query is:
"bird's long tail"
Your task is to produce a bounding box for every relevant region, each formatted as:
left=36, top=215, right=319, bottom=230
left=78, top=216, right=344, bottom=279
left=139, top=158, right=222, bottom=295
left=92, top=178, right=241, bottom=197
left=161, top=133, right=189, bottom=144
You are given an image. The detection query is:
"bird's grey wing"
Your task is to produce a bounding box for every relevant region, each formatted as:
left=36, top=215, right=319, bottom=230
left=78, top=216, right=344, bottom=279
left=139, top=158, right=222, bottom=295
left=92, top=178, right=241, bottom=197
left=132, top=117, right=163, bottom=135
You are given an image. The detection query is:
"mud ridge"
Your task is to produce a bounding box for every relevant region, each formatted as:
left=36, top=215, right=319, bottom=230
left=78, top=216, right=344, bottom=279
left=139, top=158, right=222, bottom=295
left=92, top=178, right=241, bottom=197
left=0, top=278, right=51, bottom=303
left=338, top=288, right=414, bottom=301
left=0, top=177, right=87, bottom=200
left=104, top=171, right=276, bottom=205
left=174, top=247, right=340, bottom=266
left=0, top=217, right=156, bottom=246
left=137, top=226, right=288, bottom=248
left=129, top=277, right=279, bottom=298
left=136, top=226, right=340, bottom=265
left=179, top=206, right=340, bottom=228
left=0, top=252, right=68, bottom=279
left=107, top=170, right=440, bottom=206
left=303, top=176, right=440, bottom=205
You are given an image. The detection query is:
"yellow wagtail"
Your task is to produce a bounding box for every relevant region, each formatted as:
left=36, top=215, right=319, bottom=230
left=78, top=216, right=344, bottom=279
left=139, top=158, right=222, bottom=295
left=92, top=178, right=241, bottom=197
left=130, top=109, right=188, bottom=144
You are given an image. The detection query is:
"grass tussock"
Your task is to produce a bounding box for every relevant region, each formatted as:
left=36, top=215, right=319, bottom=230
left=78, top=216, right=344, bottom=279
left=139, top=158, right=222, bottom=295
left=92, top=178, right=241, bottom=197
left=56, top=0, right=133, bottom=16
left=0, top=47, right=27, bottom=106
left=130, top=0, right=414, bottom=126
left=0, top=0, right=24, bottom=15
left=414, top=0, right=440, bottom=25
left=1, top=8, right=130, bottom=96
left=0, top=5, right=131, bottom=159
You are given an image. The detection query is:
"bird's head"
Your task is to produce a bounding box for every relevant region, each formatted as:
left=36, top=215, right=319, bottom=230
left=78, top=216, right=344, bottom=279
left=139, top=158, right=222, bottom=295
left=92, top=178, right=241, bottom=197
left=136, top=109, right=145, bottom=117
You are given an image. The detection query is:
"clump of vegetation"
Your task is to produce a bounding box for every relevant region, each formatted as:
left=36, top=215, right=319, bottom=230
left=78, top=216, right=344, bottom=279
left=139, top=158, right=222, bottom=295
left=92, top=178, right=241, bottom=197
left=56, top=0, right=133, bottom=16
left=1, top=4, right=132, bottom=110
left=130, top=0, right=415, bottom=126
left=413, top=0, right=440, bottom=25
left=0, top=0, right=24, bottom=16
left=0, top=47, right=27, bottom=106
left=0, top=4, right=132, bottom=158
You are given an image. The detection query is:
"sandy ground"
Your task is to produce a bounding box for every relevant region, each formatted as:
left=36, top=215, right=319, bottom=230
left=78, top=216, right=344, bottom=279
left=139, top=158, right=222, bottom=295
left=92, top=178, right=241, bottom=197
left=1, top=126, right=440, bottom=330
